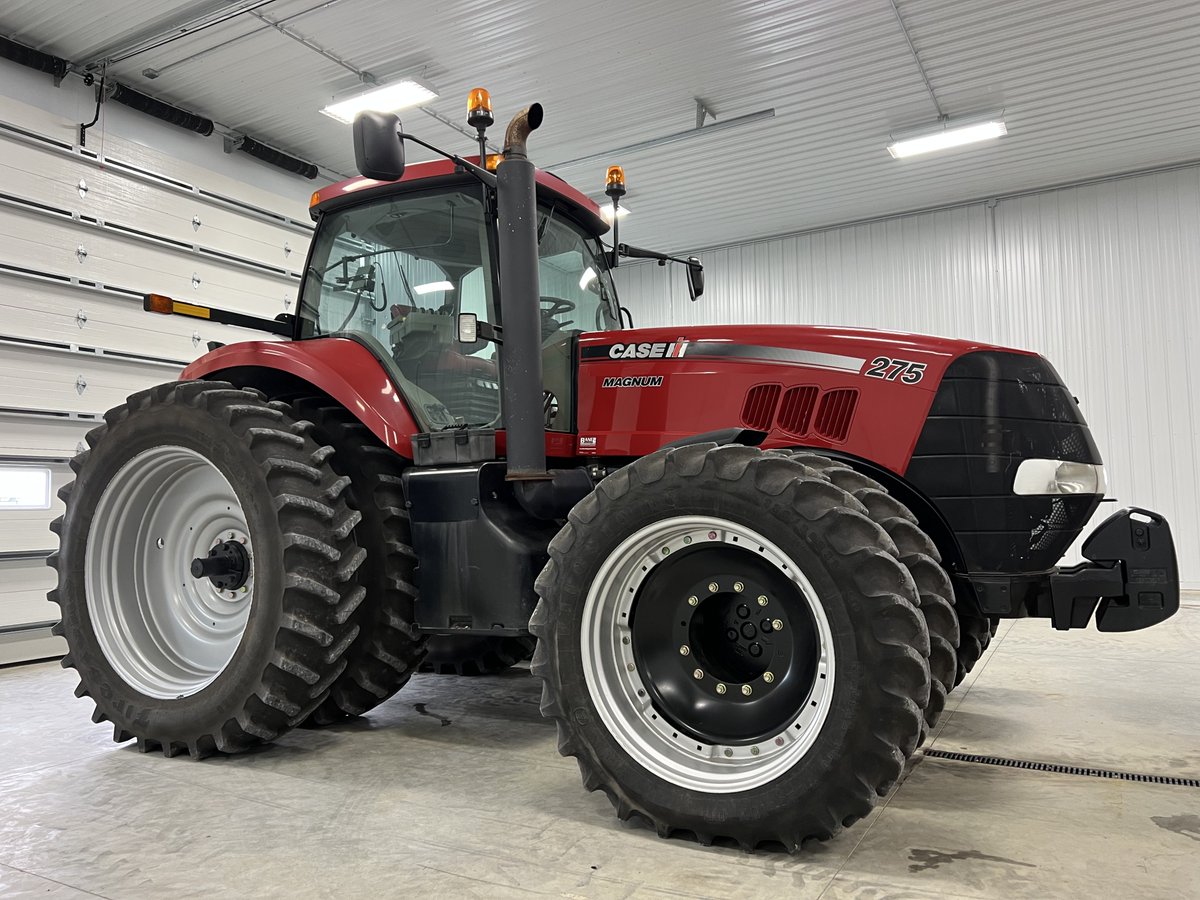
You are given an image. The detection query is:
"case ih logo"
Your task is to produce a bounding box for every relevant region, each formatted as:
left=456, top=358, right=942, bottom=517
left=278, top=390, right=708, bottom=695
left=602, top=375, right=664, bottom=388
left=606, top=340, right=690, bottom=360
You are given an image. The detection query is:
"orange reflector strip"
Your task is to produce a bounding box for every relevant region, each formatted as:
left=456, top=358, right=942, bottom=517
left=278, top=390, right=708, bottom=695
left=145, top=293, right=173, bottom=314
left=172, top=301, right=211, bottom=319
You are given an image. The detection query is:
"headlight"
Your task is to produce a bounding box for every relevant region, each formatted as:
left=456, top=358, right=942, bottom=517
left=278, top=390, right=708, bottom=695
left=1013, top=459, right=1107, bottom=496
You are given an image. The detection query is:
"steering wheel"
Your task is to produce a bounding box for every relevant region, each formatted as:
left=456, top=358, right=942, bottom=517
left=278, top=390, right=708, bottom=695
left=539, top=296, right=576, bottom=340
left=540, top=296, right=576, bottom=319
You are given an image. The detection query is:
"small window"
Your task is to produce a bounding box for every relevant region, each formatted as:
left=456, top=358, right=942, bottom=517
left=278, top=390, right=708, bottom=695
left=0, top=466, right=52, bottom=510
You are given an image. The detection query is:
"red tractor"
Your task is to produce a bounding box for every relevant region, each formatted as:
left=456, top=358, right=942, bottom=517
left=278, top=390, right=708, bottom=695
left=49, top=92, right=1179, bottom=850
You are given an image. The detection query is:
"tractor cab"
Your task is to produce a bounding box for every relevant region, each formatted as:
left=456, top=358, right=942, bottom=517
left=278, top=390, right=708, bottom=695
left=302, top=159, right=620, bottom=432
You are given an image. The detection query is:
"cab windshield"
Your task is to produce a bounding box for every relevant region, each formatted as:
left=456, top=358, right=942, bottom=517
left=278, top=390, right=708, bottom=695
left=298, top=186, right=618, bottom=431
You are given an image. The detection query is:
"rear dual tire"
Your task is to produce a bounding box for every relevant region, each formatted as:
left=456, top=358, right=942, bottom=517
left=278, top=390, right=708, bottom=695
left=532, top=444, right=931, bottom=849
left=49, top=382, right=365, bottom=757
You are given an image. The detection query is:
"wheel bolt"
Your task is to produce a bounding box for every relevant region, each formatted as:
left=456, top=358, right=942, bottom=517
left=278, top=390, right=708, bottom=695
left=679, top=645, right=690, bottom=656
left=716, top=683, right=727, bottom=695
left=733, top=581, right=744, bottom=593
left=687, top=596, right=698, bottom=606
left=763, top=672, right=775, bottom=684
left=723, top=748, right=733, bottom=757
left=772, top=619, right=784, bottom=631
left=683, top=536, right=692, bottom=545
left=622, top=636, right=629, bottom=645
left=627, top=663, right=635, bottom=671
left=757, top=595, right=768, bottom=607
left=693, top=668, right=703, bottom=680
left=742, top=684, right=753, bottom=696
left=707, top=582, right=718, bottom=593
left=750, top=746, right=760, bottom=756
left=662, top=546, right=670, bottom=555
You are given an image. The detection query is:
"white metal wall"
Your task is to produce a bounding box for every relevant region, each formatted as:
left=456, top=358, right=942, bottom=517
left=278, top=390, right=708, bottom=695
left=615, top=167, right=1200, bottom=588
left=0, top=66, right=315, bottom=662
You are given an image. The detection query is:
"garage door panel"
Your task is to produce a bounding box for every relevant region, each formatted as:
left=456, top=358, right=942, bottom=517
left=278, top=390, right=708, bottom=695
left=0, top=465, right=68, bottom=555
left=0, top=412, right=93, bottom=459
left=0, top=343, right=180, bottom=416
left=0, top=137, right=310, bottom=273
left=0, top=558, right=57, bottom=630
left=0, top=271, right=282, bottom=362
left=0, top=205, right=297, bottom=317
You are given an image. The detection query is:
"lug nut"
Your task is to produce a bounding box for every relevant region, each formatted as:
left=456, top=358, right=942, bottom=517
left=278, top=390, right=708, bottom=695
left=741, top=684, right=753, bottom=696
left=622, top=636, right=630, bottom=645
left=708, top=582, right=718, bottom=593
left=772, top=619, right=784, bottom=631
left=693, top=668, right=704, bottom=680
left=763, top=672, right=775, bottom=684
left=679, top=645, right=691, bottom=656
left=757, top=595, right=768, bottom=606
left=687, top=596, right=698, bottom=606
left=716, top=683, right=727, bottom=695
left=733, top=581, right=744, bottom=593
left=750, top=746, right=760, bottom=756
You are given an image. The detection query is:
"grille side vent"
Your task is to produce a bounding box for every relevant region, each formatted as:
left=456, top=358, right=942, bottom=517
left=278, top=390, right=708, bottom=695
left=813, top=388, right=859, bottom=442
left=741, top=383, right=782, bottom=431
left=777, top=385, right=819, bottom=436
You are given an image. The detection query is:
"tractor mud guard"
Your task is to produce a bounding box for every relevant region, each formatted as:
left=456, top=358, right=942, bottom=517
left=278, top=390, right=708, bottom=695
left=961, top=507, right=1179, bottom=632
left=659, top=428, right=768, bottom=451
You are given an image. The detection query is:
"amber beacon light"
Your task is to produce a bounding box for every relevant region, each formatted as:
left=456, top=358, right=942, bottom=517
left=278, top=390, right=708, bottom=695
left=467, top=88, right=494, bottom=128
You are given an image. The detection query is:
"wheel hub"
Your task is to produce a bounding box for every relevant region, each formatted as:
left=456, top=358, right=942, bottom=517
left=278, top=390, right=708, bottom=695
left=630, top=546, right=819, bottom=745
left=191, top=539, right=250, bottom=592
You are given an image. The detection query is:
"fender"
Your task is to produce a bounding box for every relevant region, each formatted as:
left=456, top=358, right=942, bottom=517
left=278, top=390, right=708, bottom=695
left=182, top=337, right=421, bottom=457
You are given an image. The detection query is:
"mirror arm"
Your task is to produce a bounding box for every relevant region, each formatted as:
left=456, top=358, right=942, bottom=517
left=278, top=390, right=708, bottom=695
left=618, top=242, right=702, bottom=270
left=397, top=133, right=497, bottom=188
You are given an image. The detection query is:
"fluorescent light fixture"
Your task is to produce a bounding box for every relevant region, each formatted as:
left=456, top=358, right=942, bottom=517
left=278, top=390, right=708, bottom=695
left=599, top=204, right=630, bottom=223
left=579, top=267, right=597, bottom=290
left=320, top=79, right=438, bottom=124
left=887, top=116, right=1007, bottom=159
left=413, top=280, right=453, bottom=295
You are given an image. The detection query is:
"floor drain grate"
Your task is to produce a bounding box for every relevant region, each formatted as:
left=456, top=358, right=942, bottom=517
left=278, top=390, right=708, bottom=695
left=923, top=749, right=1200, bottom=788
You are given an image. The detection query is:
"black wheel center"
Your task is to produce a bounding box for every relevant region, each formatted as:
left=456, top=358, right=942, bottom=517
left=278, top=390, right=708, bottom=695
left=690, top=593, right=771, bottom=683
left=629, top=544, right=820, bottom=745
left=190, top=540, right=250, bottom=591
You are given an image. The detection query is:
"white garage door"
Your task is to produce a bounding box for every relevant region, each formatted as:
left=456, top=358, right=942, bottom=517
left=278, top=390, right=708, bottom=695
left=0, top=94, right=314, bottom=663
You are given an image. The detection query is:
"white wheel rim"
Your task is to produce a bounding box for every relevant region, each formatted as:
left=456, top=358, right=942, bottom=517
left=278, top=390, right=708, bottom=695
left=84, top=446, right=255, bottom=699
left=581, top=515, right=836, bottom=793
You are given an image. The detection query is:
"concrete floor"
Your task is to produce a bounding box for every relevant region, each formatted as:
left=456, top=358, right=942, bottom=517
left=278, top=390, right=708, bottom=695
left=2, top=599, right=1199, bottom=899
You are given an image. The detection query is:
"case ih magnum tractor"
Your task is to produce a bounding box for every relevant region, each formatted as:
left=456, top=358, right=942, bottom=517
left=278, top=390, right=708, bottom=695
left=49, top=92, right=1179, bottom=850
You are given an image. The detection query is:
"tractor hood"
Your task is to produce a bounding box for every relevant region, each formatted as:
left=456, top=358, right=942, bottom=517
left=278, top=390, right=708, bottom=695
left=575, top=323, right=1048, bottom=472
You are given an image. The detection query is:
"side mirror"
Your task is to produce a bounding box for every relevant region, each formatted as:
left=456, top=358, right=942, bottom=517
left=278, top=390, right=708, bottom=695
left=457, top=313, right=478, bottom=344
left=686, top=258, right=704, bottom=301
left=353, top=111, right=405, bottom=181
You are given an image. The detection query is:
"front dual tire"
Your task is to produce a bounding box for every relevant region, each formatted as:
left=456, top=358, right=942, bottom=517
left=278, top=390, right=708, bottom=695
left=531, top=444, right=932, bottom=849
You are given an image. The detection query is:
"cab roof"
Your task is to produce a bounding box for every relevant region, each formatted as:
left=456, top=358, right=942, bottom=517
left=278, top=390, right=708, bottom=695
left=309, top=156, right=610, bottom=237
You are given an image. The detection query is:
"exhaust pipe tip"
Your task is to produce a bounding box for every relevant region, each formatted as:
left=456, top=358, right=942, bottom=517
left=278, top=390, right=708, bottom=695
left=502, top=103, right=544, bottom=160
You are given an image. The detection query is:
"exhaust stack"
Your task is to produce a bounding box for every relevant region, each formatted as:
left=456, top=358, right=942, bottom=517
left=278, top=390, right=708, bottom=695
left=495, top=103, right=550, bottom=483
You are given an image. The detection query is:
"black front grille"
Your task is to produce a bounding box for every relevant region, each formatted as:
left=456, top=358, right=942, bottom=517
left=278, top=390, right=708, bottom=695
left=907, top=351, right=1103, bottom=573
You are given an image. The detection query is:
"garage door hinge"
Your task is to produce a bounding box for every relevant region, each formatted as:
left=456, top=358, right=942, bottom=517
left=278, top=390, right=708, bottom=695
left=77, top=179, right=88, bottom=198
left=75, top=245, right=88, bottom=263
left=75, top=376, right=88, bottom=395
left=192, top=331, right=202, bottom=348
left=192, top=215, right=202, bottom=231
left=191, top=273, right=201, bottom=289
left=76, top=310, right=88, bottom=328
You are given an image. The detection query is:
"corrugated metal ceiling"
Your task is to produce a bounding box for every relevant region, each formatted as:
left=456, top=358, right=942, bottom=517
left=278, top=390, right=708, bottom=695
left=4, top=0, right=1200, bottom=252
